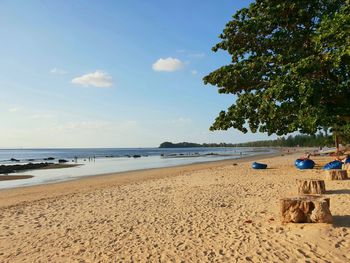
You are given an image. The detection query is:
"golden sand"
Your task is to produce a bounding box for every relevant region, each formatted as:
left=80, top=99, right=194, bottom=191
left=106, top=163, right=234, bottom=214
left=0, top=151, right=349, bottom=262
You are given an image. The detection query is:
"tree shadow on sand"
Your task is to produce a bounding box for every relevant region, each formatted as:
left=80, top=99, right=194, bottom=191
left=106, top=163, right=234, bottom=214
left=327, top=189, right=350, bottom=195
left=332, top=215, right=350, bottom=228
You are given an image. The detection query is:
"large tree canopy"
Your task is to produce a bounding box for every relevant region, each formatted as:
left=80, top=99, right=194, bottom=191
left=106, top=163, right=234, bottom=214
left=204, top=0, right=350, bottom=136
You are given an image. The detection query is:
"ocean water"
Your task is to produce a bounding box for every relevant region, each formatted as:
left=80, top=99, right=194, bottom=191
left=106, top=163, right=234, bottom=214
left=0, top=147, right=275, bottom=189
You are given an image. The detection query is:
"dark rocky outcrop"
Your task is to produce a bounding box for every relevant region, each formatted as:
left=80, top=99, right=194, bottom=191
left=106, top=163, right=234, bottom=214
left=0, top=163, right=50, bottom=174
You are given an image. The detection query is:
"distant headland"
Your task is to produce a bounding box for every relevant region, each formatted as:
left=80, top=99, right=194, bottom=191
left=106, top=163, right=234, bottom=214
left=159, top=134, right=334, bottom=148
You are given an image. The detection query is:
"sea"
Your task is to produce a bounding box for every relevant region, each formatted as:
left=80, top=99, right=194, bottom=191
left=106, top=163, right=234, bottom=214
left=0, top=147, right=275, bottom=189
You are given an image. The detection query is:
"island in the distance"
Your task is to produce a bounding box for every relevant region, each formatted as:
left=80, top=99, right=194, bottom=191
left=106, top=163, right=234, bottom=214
left=159, top=142, right=203, bottom=148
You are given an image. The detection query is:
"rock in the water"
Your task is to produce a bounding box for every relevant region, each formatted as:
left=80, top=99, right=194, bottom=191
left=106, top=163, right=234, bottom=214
left=58, top=159, right=68, bottom=163
left=0, top=163, right=50, bottom=174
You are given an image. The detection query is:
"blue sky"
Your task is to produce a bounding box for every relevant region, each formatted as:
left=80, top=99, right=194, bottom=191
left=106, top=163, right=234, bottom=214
left=0, top=0, right=277, bottom=148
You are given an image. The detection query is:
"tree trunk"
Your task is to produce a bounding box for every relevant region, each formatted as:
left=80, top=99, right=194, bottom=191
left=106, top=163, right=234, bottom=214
left=281, top=196, right=332, bottom=223
left=325, top=169, right=348, bottom=180
left=335, top=133, right=339, bottom=153
left=297, top=179, right=326, bottom=195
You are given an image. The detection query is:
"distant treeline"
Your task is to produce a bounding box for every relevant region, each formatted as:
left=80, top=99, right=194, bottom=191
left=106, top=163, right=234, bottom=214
left=159, top=142, right=202, bottom=148
left=233, top=134, right=334, bottom=147
left=159, top=134, right=335, bottom=148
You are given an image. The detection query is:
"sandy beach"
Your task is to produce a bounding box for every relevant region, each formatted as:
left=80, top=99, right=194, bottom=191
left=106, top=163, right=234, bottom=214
left=0, top=151, right=349, bottom=262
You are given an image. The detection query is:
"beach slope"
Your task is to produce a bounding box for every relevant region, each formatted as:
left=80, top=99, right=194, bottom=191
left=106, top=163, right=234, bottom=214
left=0, top=152, right=349, bottom=262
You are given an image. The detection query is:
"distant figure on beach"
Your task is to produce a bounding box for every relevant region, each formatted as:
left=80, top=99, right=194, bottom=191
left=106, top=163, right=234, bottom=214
left=336, top=154, right=350, bottom=162
left=300, top=153, right=311, bottom=160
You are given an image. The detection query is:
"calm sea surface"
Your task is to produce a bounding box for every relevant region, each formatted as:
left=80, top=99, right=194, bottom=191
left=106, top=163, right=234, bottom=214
left=0, top=147, right=275, bottom=189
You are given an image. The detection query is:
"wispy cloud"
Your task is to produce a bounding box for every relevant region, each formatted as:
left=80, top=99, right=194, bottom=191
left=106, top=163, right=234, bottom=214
left=50, top=68, right=67, bottom=75
left=8, top=107, right=20, bottom=113
left=188, top=52, right=205, bottom=58
left=30, top=113, right=54, bottom=119
left=169, top=117, right=192, bottom=126
left=191, top=70, right=198, bottom=75
left=176, top=50, right=205, bottom=59
left=71, top=71, right=113, bottom=88
left=152, top=57, right=183, bottom=72
left=56, top=120, right=138, bottom=132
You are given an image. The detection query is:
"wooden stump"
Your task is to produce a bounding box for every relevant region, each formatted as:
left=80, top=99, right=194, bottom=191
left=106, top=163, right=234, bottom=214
left=342, top=163, right=350, bottom=172
left=325, top=169, right=348, bottom=180
left=281, top=196, right=332, bottom=223
left=297, top=179, right=326, bottom=195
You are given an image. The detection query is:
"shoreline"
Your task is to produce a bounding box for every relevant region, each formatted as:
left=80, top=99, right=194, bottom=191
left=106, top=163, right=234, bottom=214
left=0, top=150, right=283, bottom=208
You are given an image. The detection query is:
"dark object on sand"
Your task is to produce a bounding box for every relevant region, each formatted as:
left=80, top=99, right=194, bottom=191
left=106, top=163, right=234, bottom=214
left=323, top=160, right=342, bottom=170
left=295, top=159, right=315, bottom=169
left=295, top=159, right=303, bottom=166
left=133, top=155, right=141, bottom=158
left=58, top=159, right=69, bottom=163
left=252, top=162, right=267, bottom=169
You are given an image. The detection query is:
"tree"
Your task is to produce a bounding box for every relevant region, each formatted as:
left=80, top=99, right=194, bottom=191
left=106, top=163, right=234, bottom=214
left=203, top=0, right=350, bottom=141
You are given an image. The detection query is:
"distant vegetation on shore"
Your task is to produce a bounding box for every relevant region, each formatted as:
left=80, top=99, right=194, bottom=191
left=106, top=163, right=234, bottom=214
left=159, top=134, right=335, bottom=148
left=159, top=142, right=203, bottom=148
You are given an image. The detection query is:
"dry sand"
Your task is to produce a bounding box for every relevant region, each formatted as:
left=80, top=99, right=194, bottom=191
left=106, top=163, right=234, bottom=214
left=0, top=151, right=350, bottom=262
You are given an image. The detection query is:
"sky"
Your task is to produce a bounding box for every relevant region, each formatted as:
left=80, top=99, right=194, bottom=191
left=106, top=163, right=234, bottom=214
left=0, top=0, right=278, bottom=148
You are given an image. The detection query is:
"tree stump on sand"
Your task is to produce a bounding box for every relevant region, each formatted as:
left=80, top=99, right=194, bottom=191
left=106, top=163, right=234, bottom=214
left=325, top=169, right=348, bottom=180
left=342, top=163, right=350, bottom=172
left=281, top=196, right=332, bottom=223
left=297, top=179, right=326, bottom=195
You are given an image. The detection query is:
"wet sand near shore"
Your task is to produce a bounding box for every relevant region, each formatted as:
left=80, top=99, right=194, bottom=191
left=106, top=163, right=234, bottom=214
left=0, top=175, right=34, bottom=181
left=0, top=150, right=349, bottom=262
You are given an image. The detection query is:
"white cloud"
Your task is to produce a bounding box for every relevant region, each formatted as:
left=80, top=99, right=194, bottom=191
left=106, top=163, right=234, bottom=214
left=50, top=68, right=67, bottom=75
left=72, top=71, right=113, bottom=88
left=191, top=70, right=198, bottom=75
left=152, top=57, right=183, bottom=72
